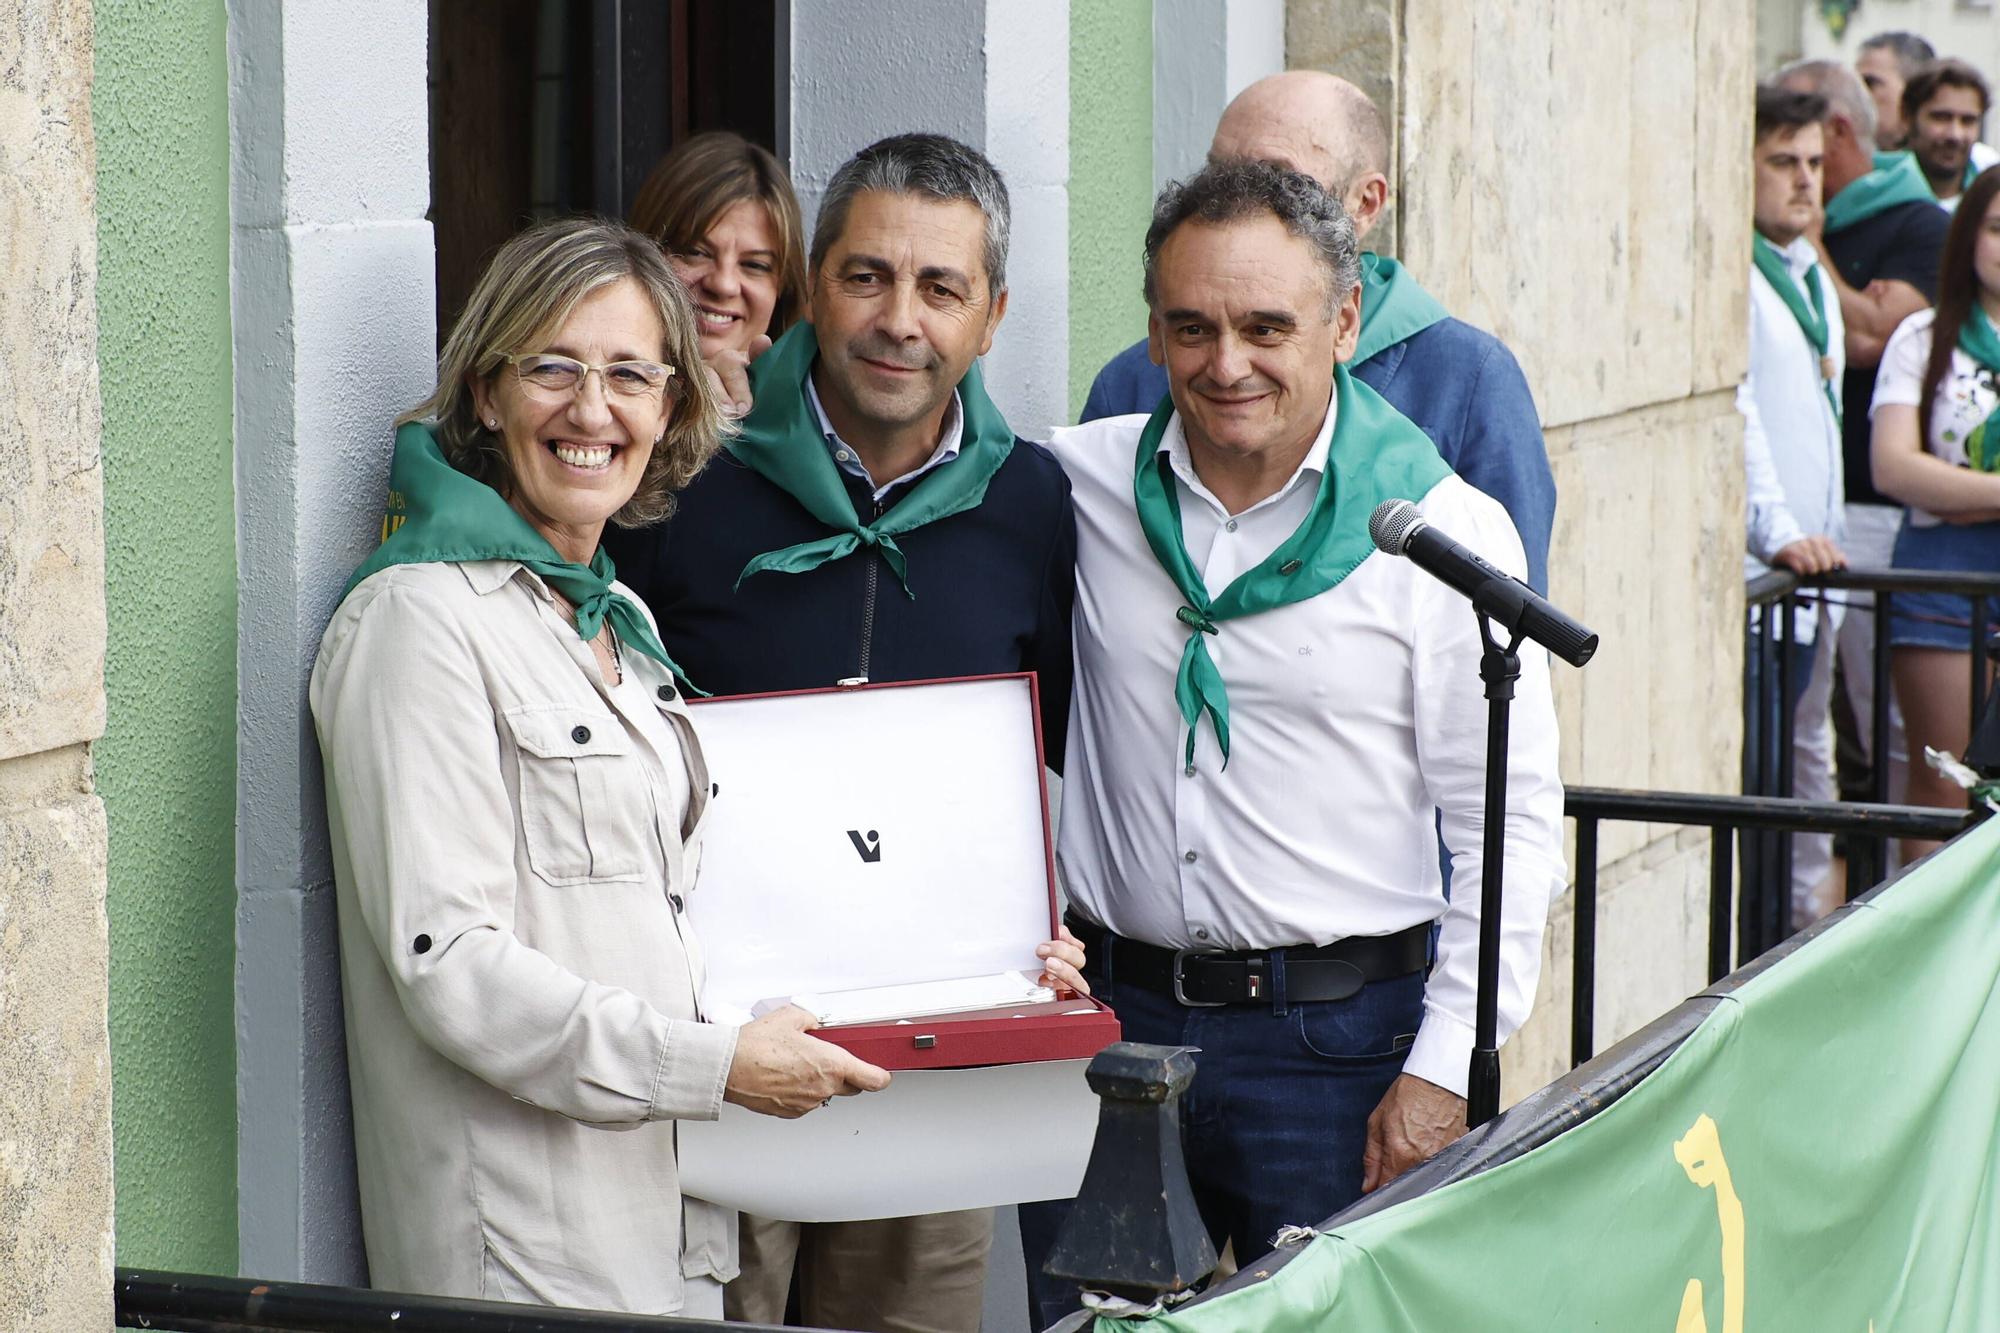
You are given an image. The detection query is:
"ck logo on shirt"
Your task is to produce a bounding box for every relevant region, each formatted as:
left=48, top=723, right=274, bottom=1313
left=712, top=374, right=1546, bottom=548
left=846, top=829, right=883, bottom=864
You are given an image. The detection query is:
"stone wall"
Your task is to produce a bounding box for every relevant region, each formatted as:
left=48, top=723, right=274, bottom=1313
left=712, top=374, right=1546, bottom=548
left=0, top=1, right=115, bottom=1328
left=1293, top=0, right=1756, bottom=1095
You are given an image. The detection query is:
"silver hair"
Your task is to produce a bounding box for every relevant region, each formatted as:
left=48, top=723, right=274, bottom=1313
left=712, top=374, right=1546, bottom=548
left=1859, top=30, right=1936, bottom=80
left=809, top=132, right=1011, bottom=296
left=1142, top=159, right=1360, bottom=319
left=1778, top=57, right=1878, bottom=143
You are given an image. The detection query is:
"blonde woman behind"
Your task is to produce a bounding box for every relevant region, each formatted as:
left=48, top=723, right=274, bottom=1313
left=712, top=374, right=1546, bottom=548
left=631, top=131, right=807, bottom=396
left=311, top=217, right=887, bottom=1318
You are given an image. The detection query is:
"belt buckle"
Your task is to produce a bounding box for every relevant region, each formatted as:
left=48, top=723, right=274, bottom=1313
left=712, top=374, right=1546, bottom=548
left=1171, top=949, right=1227, bottom=1007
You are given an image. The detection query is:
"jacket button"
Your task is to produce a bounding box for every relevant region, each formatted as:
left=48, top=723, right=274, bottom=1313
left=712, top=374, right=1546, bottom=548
left=412, top=934, right=432, bottom=954
left=658, top=683, right=677, bottom=702
left=571, top=724, right=591, bottom=745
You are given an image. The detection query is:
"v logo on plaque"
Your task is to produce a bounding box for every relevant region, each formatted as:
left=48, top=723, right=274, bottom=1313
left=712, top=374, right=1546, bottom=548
left=847, top=829, right=882, bottom=863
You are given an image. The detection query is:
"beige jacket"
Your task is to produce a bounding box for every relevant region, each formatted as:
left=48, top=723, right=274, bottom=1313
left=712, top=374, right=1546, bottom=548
left=310, top=559, right=739, bottom=1314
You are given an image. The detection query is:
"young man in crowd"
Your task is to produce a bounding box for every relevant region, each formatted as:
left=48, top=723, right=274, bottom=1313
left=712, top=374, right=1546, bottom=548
left=1741, top=84, right=1849, bottom=926
left=1076, top=71, right=1556, bottom=595
left=1902, top=58, right=1997, bottom=213
left=1778, top=58, right=1952, bottom=805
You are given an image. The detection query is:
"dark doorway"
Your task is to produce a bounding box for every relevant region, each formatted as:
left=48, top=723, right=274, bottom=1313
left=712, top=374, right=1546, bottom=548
left=428, top=0, right=781, bottom=335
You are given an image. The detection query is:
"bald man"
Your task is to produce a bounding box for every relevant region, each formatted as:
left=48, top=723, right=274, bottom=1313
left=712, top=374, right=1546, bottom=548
left=1079, top=71, right=1556, bottom=593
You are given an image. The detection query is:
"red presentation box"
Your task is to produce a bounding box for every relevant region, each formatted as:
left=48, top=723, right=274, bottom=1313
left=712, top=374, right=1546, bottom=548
left=676, top=674, right=1120, bottom=1222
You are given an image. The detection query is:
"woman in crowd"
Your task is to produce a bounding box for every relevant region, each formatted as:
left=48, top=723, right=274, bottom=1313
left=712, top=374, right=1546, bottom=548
left=1870, top=166, right=2000, bottom=858
left=630, top=130, right=807, bottom=367
left=310, top=217, right=888, bottom=1317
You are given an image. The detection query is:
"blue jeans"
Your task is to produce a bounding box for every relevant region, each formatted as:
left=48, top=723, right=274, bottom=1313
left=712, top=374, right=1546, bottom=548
left=1888, top=516, right=2000, bottom=650
left=1018, top=960, right=1424, bottom=1328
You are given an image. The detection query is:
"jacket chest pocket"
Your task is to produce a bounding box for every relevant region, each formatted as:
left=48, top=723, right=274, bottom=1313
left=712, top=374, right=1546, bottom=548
left=503, top=704, right=651, bottom=886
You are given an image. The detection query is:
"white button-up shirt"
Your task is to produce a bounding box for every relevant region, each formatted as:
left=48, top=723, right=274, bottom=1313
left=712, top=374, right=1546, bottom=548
left=310, top=560, right=739, bottom=1313
left=1049, top=400, right=1566, bottom=1097
left=1741, top=234, right=1847, bottom=590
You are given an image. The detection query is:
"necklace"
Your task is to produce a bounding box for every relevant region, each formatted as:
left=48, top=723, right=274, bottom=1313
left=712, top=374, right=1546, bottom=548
left=549, top=586, right=621, bottom=684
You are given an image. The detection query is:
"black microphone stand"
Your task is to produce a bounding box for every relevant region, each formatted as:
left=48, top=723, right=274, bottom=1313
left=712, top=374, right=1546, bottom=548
left=1467, top=592, right=1527, bottom=1130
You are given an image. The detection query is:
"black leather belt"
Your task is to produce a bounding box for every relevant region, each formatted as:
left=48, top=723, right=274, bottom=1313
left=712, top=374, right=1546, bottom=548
left=1065, top=911, right=1430, bottom=1006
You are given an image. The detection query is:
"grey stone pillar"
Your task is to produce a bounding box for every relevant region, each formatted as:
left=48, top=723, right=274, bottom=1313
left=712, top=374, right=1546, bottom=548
left=227, top=0, right=435, bottom=1283
left=785, top=0, right=1072, bottom=440
left=1153, top=0, right=1286, bottom=192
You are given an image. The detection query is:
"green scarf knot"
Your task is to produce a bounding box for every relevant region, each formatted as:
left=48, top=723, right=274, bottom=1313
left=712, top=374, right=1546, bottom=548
left=727, top=322, right=1017, bottom=597
left=1176, top=606, right=1218, bottom=634
left=1955, top=304, right=2000, bottom=473
left=1134, top=364, right=1453, bottom=770
left=344, top=422, right=705, bottom=692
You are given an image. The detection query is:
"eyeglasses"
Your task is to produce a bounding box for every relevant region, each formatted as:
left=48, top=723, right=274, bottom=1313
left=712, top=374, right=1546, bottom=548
left=503, top=352, right=678, bottom=399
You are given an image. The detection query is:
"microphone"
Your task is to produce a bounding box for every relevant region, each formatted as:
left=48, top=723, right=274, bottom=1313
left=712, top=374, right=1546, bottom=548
left=1369, top=499, right=1598, bottom=667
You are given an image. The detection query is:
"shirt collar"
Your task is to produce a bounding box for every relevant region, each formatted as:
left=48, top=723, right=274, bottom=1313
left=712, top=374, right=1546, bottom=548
left=460, top=559, right=526, bottom=596
left=806, top=372, right=965, bottom=500
left=1159, top=384, right=1339, bottom=519
left=1775, top=234, right=1820, bottom=276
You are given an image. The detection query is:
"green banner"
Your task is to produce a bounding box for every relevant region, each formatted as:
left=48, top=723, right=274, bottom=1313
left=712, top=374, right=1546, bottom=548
left=1107, top=817, right=2000, bottom=1331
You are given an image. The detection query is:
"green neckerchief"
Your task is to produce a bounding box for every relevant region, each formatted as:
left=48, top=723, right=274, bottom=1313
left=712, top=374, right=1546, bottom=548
left=1955, top=304, right=2000, bottom=473
left=1895, top=150, right=1984, bottom=201
left=1752, top=234, right=1843, bottom=424
left=1353, top=252, right=1451, bottom=365
left=345, top=422, right=703, bottom=690
left=727, top=321, right=1017, bottom=597
left=1134, top=364, right=1452, bottom=769
left=1826, top=151, right=1939, bottom=233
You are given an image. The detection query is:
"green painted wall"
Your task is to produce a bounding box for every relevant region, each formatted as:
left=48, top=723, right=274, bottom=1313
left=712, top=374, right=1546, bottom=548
left=1068, top=0, right=1155, bottom=417
left=93, top=0, right=240, bottom=1273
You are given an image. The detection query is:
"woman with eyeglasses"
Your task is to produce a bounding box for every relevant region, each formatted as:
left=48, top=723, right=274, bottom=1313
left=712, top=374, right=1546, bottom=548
left=310, top=217, right=888, bottom=1317
left=630, top=131, right=807, bottom=383
left=1870, top=165, right=2000, bottom=860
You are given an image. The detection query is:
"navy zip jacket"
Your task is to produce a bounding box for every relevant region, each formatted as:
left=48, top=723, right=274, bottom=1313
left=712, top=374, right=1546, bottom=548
left=604, top=439, right=1078, bottom=769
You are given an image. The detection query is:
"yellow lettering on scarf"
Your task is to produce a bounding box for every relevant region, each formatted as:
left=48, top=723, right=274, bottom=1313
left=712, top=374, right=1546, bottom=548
left=1672, top=1114, right=1743, bottom=1333
left=381, top=490, right=407, bottom=542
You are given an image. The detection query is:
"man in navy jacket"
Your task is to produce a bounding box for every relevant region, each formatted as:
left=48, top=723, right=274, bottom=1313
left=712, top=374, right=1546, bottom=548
left=1080, top=72, right=1556, bottom=593
left=605, top=133, right=1079, bottom=1333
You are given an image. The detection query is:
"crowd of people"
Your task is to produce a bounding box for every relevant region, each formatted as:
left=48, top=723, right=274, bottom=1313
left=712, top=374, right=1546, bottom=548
left=298, top=27, right=1993, bottom=1333
left=1748, top=32, right=1998, bottom=926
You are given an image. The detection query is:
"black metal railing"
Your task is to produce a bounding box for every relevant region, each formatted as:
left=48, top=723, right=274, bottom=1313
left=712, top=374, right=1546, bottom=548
left=1741, top=567, right=2000, bottom=962
left=1746, top=568, right=2000, bottom=793
left=1563, top=786, right=1970, bottom=1068
left=114, top=1269, right=813, bottom=1333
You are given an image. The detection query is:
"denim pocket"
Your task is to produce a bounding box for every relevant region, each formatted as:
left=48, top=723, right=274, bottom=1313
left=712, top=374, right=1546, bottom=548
left=1291, top=972, right=1423, bottom=1063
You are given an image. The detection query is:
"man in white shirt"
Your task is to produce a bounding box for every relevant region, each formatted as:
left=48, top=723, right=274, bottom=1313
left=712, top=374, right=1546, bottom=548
left=1023, top=160, right=1563, bottom=1321
left=1741, top=84, right=1849, bottom=926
